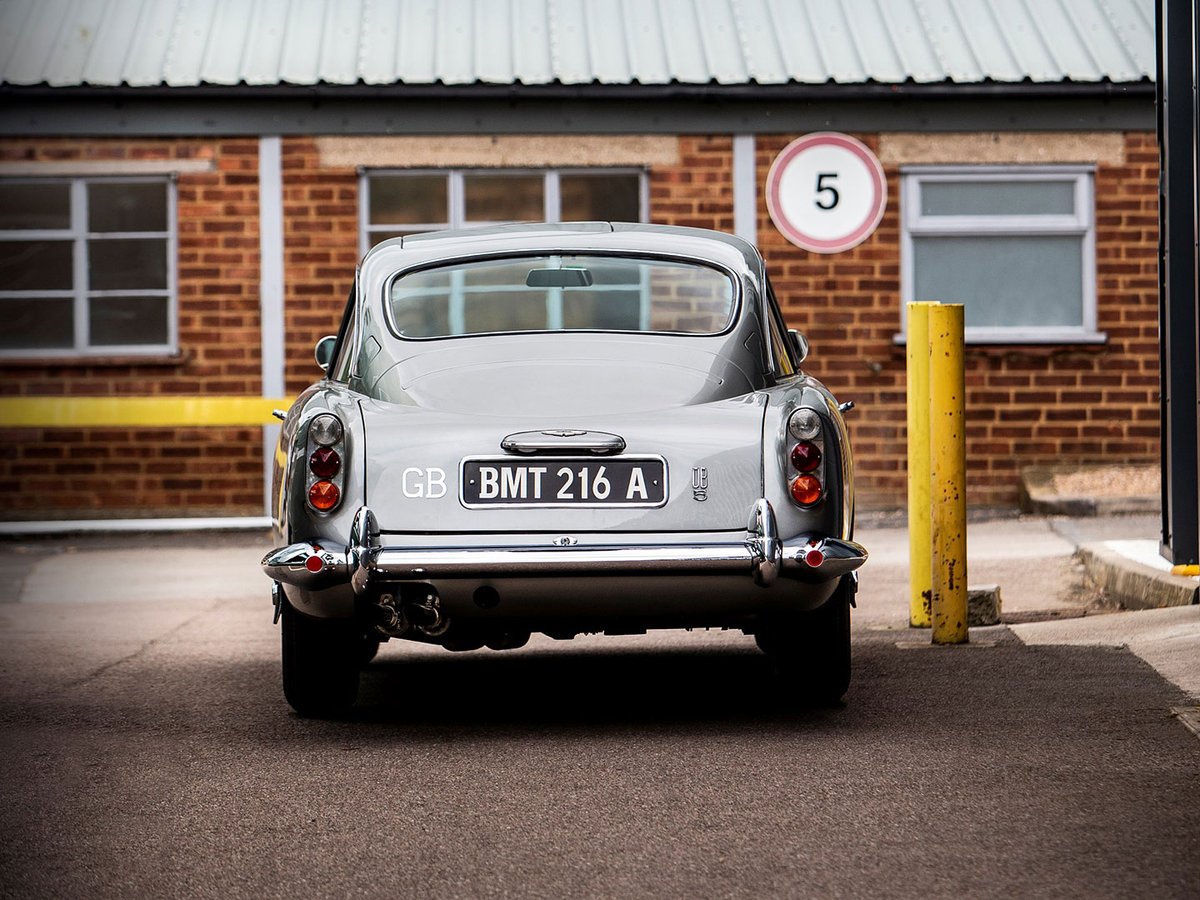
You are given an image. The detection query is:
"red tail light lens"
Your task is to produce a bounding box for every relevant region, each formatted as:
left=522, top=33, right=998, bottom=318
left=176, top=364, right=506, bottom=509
left=309, top=447, right=340, bottom=478
left=790, top=475, right=822, bottom=506
left=308, top=480, right=341, bottom=511
left=790, top=441, right=821, bottom=472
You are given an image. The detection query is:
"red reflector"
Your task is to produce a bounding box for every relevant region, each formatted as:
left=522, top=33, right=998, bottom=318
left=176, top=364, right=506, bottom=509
left=308, top=480, right=341, bottom=511
left=304, top=555, right=324, bottom=573
left=309, top=446, right=340, bottom=478
left=805, top=548, right=825, bottom=567
left=790, top=440, right=821, bottom=472
left=790, top=475, right=822, bottom=506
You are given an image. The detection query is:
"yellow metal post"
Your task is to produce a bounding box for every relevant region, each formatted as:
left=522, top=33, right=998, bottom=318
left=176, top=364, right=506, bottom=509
left=929, top=303, right=969, bottom=644
left=906, top=302, right=935, bottom=628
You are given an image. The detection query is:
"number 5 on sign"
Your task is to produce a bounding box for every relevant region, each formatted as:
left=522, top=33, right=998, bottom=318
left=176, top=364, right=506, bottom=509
left=767, top=133, right=887, bottom=254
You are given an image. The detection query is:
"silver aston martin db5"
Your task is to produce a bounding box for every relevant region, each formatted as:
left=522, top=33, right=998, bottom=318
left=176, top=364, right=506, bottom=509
left=263, top=222, right=867, bottom=716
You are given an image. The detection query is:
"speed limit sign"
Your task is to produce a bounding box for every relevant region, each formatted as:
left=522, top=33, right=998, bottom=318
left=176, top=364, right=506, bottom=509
left=766, top=133, right=887, bottom=254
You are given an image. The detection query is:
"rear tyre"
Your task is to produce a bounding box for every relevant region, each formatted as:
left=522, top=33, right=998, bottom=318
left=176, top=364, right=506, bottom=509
left=357, top=633, right=382, bottom=666
left=281, top=600, right=361, bottom=718
left=755, top=576, right=853, bottom=705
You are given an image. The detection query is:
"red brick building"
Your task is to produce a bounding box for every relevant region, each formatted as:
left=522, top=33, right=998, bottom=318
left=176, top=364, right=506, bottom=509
left=0, top=0, right=1159, bottom=521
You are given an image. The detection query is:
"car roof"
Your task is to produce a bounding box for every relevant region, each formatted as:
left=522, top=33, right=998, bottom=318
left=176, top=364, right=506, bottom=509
left=361, top=221, right=763, bottom=275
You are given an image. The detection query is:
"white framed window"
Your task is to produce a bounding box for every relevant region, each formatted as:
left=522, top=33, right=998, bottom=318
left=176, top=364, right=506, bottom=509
left=900, top=166, right=1102, bottom=344
left=359, top=168, right=647, bottom=254
left=0, top=176, right=177, bottom=358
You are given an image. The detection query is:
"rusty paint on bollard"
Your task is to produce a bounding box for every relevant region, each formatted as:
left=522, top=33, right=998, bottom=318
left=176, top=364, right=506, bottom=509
left=907, top=302, right=936, bottom=628
left=929, top=304, right=968, bottom=645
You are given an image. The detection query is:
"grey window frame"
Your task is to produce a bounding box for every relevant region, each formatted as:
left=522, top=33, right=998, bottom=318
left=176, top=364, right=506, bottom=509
left=898, top=165, right=1103, bottom=345
left=358, top=168, right=649, bottom=256
left=0, top=175, right=178, bottom=358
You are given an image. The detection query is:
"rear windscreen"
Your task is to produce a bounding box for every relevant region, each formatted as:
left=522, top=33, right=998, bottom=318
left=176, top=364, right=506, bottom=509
left=386, top=254, right=736, bottom=339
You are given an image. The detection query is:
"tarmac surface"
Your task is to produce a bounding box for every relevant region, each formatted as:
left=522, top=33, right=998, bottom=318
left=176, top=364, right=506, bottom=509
left=0, top=513, right=1197, bottom=898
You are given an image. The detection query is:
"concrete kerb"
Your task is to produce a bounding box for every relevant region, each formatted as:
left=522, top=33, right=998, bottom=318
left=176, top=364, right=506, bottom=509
left=1078, top=541, right=1199, bottom=610
left=1019, top=466, right=1161, bottom=517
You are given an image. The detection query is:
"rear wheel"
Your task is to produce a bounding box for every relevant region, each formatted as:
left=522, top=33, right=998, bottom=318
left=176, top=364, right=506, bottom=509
left=281, top=600, right=361, bottom=718
left=357, top=633, right=382, bottom=666
left=755, top=576, right=853, bottom=705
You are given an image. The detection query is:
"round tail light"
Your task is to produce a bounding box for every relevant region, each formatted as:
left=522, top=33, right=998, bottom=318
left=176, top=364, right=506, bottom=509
left=788, top=408, right=822, bottom=440
left=790, top=475, right=822, bottom=506
left=308, top=480, right=341, bottom=511
left=790, top=441, right=821, bottom=472
left=309, top=447, right=341, bottom=478
left=309, top=414, right=343, bottom=447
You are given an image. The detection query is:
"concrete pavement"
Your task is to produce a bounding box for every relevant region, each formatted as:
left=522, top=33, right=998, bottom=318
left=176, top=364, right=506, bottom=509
left=1, top=516, right=1198, bottom=898
left=2, top=511, right=1197, bottom=704
left=855, top=511, right=1200, bottom=704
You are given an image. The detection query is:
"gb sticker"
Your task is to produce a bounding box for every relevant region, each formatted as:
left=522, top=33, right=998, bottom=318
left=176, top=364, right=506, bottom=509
left=402, top=467, right=447, bottom=499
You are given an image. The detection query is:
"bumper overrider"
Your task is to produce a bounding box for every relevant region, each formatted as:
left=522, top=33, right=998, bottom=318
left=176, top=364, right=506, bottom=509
left=263, top=500, right=867, bottom=594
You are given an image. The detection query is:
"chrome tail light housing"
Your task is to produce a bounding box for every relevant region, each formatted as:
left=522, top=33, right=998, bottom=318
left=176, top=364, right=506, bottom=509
left=305, top=413, right=346, bottom=513
left=786, top=407, right=825, bottom=508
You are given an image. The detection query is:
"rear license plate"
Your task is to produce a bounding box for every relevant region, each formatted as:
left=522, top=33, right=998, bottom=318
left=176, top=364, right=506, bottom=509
left=460, top=456, right=667, bottom=508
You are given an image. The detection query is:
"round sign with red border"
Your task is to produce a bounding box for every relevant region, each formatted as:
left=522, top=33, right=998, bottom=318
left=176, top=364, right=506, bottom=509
left=766, top=133, right=887, bottom=254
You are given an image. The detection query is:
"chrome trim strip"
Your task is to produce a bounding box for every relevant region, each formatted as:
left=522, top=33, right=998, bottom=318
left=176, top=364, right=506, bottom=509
left=363, top=535, right=865, bottom=583
left=262, top=502, right=867, bottom=592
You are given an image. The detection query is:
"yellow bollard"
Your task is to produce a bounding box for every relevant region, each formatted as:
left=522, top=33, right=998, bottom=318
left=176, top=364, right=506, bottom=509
left=929, top=304, right=969, bottom=644
left=906, top=302, right=936, bottom=628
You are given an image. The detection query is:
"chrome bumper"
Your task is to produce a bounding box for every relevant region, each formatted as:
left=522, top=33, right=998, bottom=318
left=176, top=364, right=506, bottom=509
left=262, top=501, right=867, bottom=593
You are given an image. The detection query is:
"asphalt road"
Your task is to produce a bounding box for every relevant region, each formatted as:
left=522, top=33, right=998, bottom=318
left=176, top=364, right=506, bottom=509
left=1, top=532, right=1198, bottom=899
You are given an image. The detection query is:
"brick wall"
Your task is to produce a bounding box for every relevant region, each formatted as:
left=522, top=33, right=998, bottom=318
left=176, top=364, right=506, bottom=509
left=0, top=130, right=1161, bottom=518
left=0, top=137, right=266, bottom=517
left=649, top=136, right=736, bottom=233
left=751, top=132, right=1160, bottom=509
left=280, top=138, right=359, bottom=394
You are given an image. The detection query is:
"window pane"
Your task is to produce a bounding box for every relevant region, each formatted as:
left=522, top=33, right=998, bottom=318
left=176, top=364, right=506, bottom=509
left=89, top=238, right=168, bottom=289
left=0, top=297, right=73, bottom=350
left=391, top=294, right=450, bottom=338
left=463, top=258, right=532, bottom=287
left=646, top=263, right=734, bottom=332
left=388, top=255, right=734, bottom=338
left=920, top=181, right=1076, bottom=217
left=561, top=174, right=640, bottom=221
left=89, top=295, right=169, bottom=346
left=88, top=182, right=168, bottom=232
left=912, top=235, right=1083, bottom=328
left=369, top=175, right=447, bottom=225
left=562, top=291, right=642, bottom=329
left=464, top=174, right=543, bottom=222
left=0, top=240, right=73, bottom=290
left=0, top=183, right=71, bottom=230
left=464, top=291, right=547, bottom=333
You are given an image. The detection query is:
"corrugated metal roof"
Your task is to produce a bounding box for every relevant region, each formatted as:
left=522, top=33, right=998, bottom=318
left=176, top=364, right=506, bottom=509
left=0, top=0, right=1156, bottom=89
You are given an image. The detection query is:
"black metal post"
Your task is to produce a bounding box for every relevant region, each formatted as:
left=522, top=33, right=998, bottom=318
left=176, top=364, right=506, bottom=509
left=1156, top=0, right=1199, bottom=566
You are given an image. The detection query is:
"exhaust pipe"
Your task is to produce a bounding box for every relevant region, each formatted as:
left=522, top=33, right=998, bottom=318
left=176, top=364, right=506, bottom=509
left=373, top=590, right=450, bottom=639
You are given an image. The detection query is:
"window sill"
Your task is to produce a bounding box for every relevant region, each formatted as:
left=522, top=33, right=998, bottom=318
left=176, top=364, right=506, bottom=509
left=0, top=351, right=187, bottom=368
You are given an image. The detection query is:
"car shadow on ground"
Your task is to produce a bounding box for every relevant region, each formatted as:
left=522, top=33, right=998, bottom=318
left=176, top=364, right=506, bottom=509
left=349, top=643, right=843, bottom=730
